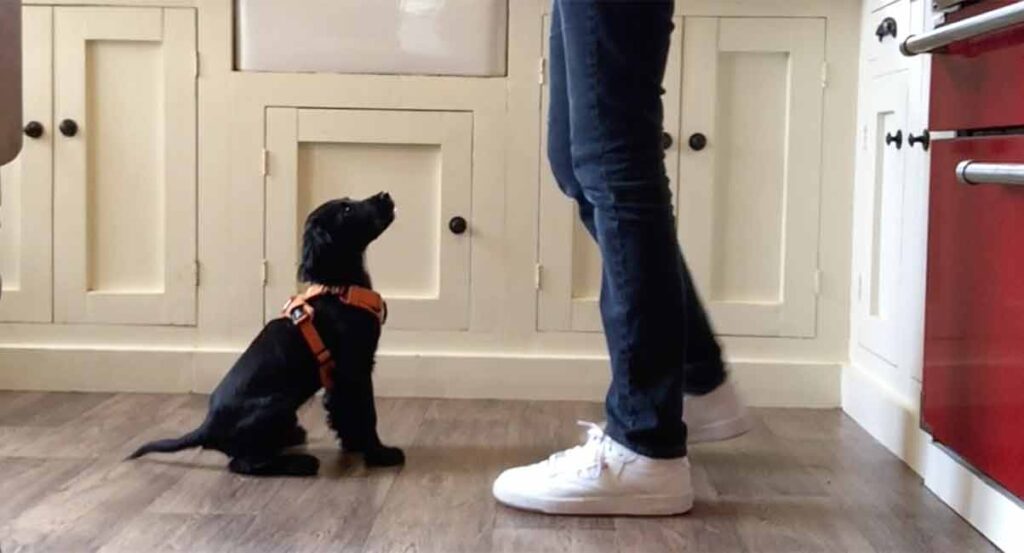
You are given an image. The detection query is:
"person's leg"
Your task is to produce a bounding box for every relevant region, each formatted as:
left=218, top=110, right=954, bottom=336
left=556, top=0, right=687, bottom=458
left=493, top=0, right=697, bottom=516
left=547, top=0, right=597, bottom=239
left=676, top=249, right=727, bottom=395
left=549, top=0, right=724, bottom=402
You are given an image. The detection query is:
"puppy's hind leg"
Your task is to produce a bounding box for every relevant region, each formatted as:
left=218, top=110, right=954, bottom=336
left=228, top=454, right=320, bottom=477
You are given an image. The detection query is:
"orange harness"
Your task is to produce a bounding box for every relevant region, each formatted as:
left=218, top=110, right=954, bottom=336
left=281, top=284, right=387, bottom=390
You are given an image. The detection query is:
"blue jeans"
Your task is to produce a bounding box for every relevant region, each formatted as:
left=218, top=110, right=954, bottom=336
left=548, top=0, right=725, bottom=458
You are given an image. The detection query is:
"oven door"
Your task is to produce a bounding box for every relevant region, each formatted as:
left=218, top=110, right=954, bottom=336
left=930, top=0, right=1024, bottom=131
left=923, top=136, right=1024, bottom=500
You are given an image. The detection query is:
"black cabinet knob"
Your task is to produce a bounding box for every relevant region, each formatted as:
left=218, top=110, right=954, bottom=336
left=885, top=130, right=903, bottom=150
left=661, top=132, right=673, bottom=150
left=876, top=17, right=898, bottom=42
left=59, top=119, right=79, bottom=137
left=908, top=130, right=930, bottom=151
left=23, top=121, right=44, bottom=139
left=448, top=216, right=468, bottom=235
left=688, top=133, right=707, bottom=151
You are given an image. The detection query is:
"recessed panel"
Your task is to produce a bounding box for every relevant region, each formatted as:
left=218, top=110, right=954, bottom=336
left=871, top=110, right=903, bottom=320
left=711, top=51, right=787, bottom=303
left=298, top=142, right=441, bottom=298
left=85, top=40, right=164, bottom=293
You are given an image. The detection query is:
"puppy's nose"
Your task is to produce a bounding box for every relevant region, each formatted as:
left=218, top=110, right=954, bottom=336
left=378, top=192, right=391, bottom=202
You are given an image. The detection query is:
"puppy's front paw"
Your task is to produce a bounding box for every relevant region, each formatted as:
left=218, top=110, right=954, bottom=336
left=364, top=445, right=405, bottom=467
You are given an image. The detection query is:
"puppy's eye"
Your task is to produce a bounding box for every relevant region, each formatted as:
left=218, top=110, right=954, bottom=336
left=342, top=205, right=352, bottom=214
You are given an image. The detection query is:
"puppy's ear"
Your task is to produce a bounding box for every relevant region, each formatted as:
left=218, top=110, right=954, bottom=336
left=298, top=222, right=334, bottom=283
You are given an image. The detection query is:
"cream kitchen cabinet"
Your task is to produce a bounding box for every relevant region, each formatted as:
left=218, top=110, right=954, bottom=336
left=0, top=7, right=52, bottom=323
left=851, top=0, right=931, bottom=377
left=679, top=17, right=826, bottom=338
left=1, top=6, right=197, bottom=326
left=537, top=16, right=826, bottom=338
left=853, top=70, right=909, bottom=367
left=264, top=108, right=473, bottom=331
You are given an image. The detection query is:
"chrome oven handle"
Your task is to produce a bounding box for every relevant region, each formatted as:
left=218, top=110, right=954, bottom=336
left=902, top=1, right=1024, bottom=56
left=956, top=161, right=1024, bottom=187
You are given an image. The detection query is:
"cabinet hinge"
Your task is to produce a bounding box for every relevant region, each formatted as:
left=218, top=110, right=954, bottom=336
left=538, top=57, right=547, bottom=85
left=194, top=52, right=200, bottom=79
left=535, top=263, right=543, bottom=290
left=261, top=260, right=269, bottom=285
left=814, top=269, right=823, bottom=296
left=820, top=61, right=828, bottom=89
left=261, top=149, right=269, bottom=176
left=193, top=260, right=201, bottom=287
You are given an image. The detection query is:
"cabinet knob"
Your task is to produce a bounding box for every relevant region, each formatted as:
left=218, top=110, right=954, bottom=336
left=59, top=119, right=78, bottom=138
left=661, top=132, right=674, bottom=150
left=885, top=130, right=903, bottom=150
left=908, top=130, right=930, bottom=151
left=688, top=133, right=708, bottom=151
left=448, top=216, right=468, bottom=235
left=875, top=17, right=898, bottom=42
left=23, top=121, right=44, bottom=139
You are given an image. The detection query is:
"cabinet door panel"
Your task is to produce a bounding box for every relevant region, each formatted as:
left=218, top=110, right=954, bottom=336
left=0, top=7, right=52, bottom=322
left=679, top=17, right=825, bottom=337
left=537, top=16, right=682, bottom=332
left=53, top=7, right=197, bottom=325
left=265, top=108, right=472, bottom=331
left=855, top=71, right=909, bottom=365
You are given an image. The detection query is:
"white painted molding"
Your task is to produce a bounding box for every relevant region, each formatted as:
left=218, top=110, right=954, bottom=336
left=0, top=346, right=839, bottom=407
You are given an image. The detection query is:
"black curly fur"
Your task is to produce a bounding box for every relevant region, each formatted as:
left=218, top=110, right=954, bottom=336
left=128, top=193, right=404, bottom=475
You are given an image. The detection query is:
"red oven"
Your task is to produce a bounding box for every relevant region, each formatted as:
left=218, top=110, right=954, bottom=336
left=914, top=0, right=1024, bottom=500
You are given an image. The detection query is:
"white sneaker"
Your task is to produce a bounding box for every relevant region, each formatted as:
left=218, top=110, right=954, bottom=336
left=683, top=379, right=752, bottom=444
left=492, top=422, right=693, bottom=516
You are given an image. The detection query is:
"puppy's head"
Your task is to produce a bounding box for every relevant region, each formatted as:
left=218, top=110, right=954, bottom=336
left=298, top=192, right=396, bottom=284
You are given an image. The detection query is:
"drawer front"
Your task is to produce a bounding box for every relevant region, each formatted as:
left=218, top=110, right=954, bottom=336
left=867, top=0, right=911, bottom=74
left=930, top=0, right=1024, bottom=131
left=923, top=136, right=1024, bottom=500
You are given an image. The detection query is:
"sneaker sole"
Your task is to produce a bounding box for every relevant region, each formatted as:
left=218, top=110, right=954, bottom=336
left=494, top=491, right=694, bottom=516
left=687, top=414, right=753, bottom=444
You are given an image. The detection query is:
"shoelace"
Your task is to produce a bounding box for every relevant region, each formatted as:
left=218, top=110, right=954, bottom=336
left=545, top=421, right=611, bottom=477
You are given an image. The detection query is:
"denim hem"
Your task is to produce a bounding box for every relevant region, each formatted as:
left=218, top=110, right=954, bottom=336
left=603, top=419, right=687, bottom=460
left=682, top=362, right=728, bottom=396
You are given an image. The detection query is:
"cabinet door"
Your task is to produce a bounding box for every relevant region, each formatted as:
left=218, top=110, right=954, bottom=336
left=0, top=7, right=52, bottom=322
left=855, top=71, right=909, bottom=365
left=265, top=108, right=473, bottom=331
left=537, top=16, right=682, bottom=332
left=679, top=17, right=825, bottom=338
left=52, top=8, right=197, bottom=325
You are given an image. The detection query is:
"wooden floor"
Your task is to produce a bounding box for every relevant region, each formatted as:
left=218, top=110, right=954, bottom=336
left=0, top=392, right=999, bottom=553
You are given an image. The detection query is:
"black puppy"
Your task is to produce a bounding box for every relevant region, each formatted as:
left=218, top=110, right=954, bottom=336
left=128, top=192, right=404, bottom=476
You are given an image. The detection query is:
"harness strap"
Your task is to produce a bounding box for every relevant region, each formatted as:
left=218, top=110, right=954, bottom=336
left=281, top=285, right=386, bottom=390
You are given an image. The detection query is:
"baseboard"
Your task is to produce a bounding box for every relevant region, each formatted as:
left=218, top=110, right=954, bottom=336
left=371, top=355, right=840, bottom=406
left=842, top=363, right=1024, bottom=553
left=0, top=347, right=193, bottom=393
left=0, top=345, right=840, bottom=407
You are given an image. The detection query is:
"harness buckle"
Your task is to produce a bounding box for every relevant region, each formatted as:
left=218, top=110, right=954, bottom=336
left=288, top=305, right=310, bottom=324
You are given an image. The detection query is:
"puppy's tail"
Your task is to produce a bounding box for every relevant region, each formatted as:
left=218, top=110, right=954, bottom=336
left=127, top=426, right=206, bottom=460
